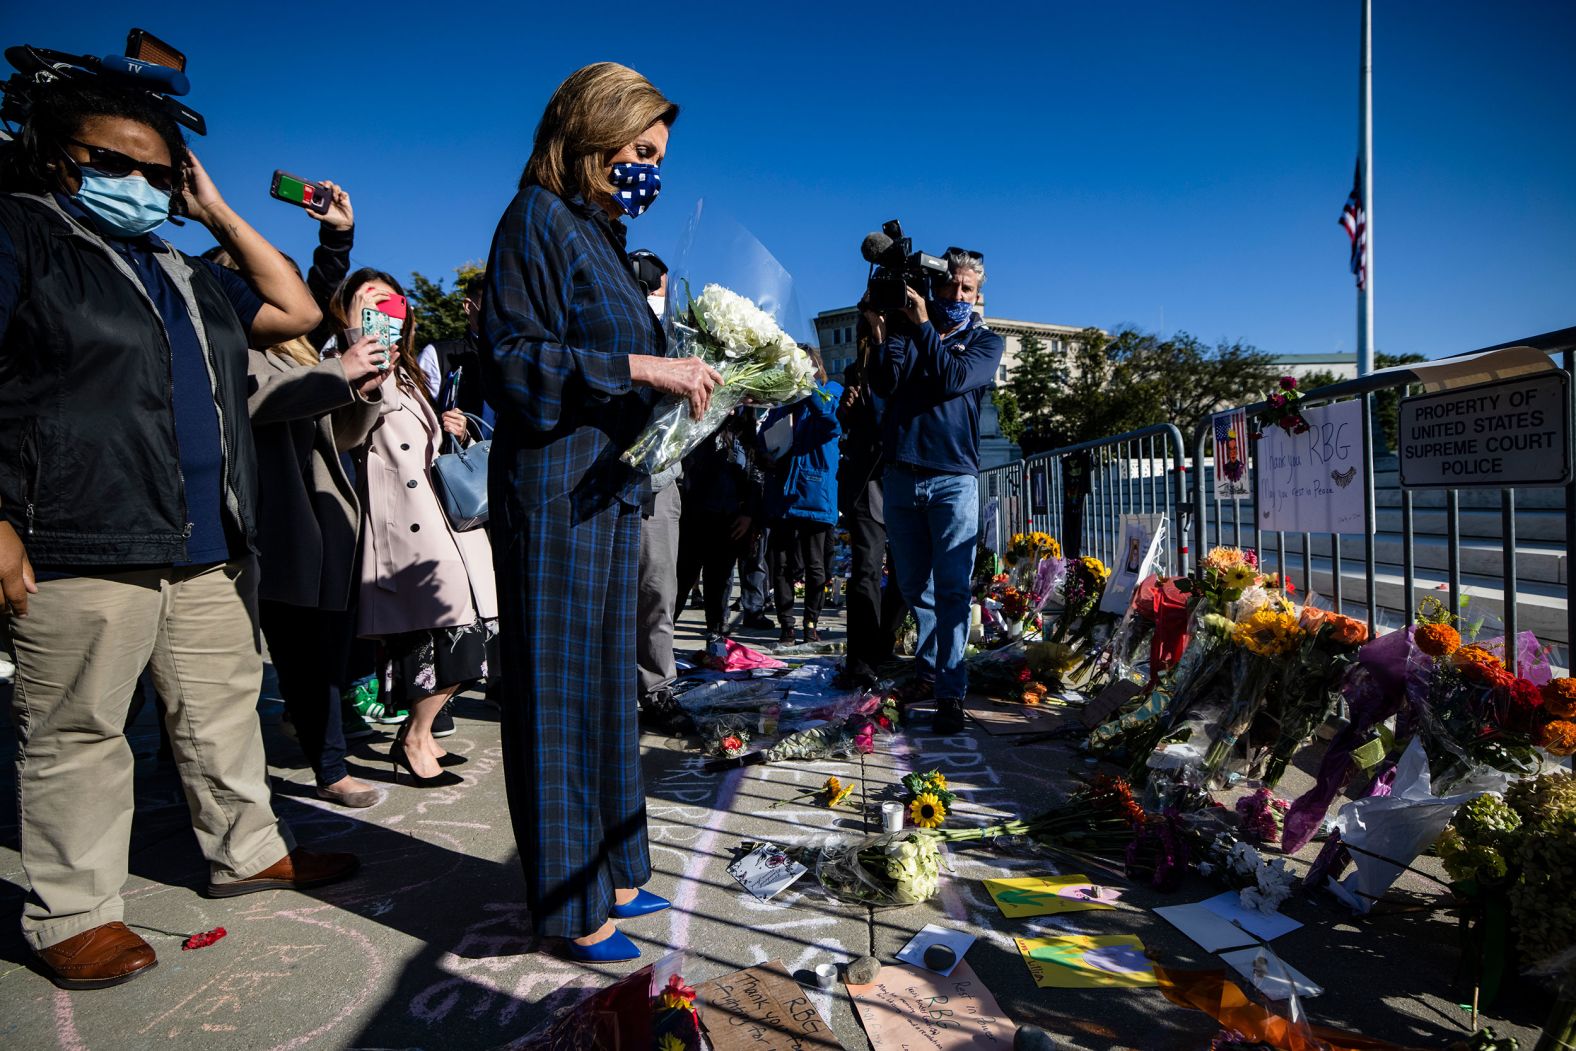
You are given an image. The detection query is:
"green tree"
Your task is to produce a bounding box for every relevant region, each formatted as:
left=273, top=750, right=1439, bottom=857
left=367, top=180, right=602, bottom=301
left=1005, top=326, right=1279, bottom=451
left=408, top=263, right=484, bottom=344
left=992, top=387, right=1024, bottom=447
left=1373, top=351, right=1427, bottom=451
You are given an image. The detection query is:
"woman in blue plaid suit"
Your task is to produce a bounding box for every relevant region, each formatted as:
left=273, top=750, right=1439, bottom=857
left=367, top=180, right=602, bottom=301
left=481, top=63, right=720, bottom=962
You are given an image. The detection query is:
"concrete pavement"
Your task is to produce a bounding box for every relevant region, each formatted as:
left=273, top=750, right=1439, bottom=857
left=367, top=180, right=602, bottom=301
left=0, top=601, right=1549, bottom=1049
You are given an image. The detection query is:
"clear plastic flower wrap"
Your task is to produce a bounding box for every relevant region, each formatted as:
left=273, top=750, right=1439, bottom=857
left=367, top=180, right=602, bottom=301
left=622, top=205, right=820, bottom=475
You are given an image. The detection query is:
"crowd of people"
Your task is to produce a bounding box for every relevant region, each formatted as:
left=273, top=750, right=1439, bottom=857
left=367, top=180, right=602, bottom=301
left=0, top=57, right=1003, bottom=987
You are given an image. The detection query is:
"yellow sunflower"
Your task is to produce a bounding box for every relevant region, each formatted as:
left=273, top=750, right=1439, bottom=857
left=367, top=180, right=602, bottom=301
left=1233, top=608, right=1303, bottom=658
left=1079, top=556, right=1111, bottom=583
left=827, top=781, right=856, bottom=808
left=910, top=792, right=947, bottom=829
left=931, top=772, right=949, bottom=790
left=657, top=1034, right=687, bottom=1051
left=823, top=775, right=842, bottom=796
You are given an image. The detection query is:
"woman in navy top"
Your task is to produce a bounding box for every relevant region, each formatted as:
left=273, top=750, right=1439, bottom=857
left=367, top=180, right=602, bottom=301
left=481, top=62, right=719, bottom=961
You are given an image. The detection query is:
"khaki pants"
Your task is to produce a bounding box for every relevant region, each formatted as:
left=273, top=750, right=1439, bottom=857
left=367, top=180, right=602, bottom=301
left=7, top=558, right=294, bottom=950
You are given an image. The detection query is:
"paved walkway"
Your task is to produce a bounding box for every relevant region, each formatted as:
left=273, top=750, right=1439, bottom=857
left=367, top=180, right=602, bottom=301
left=0, top=603, right=1548, bottom=1049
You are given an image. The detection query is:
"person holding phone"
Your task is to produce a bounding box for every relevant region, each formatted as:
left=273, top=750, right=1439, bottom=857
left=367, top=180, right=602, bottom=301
left=333, top=269, right=497, bottom=788
left=0, top=78, right=357, bottom=989
left=481, top=62, right=719, bottom=962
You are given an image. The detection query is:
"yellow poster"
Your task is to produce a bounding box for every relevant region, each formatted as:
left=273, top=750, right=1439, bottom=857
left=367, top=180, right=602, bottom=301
left=983, top=875, right=1119, bottom=918
left=1014, top=934, right=1157, bottom=989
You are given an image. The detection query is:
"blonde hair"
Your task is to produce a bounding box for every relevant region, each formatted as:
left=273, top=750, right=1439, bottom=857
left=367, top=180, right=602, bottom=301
left=271, top=334, right=319, bottom=368
left=520, top=62, right=678, bottom=204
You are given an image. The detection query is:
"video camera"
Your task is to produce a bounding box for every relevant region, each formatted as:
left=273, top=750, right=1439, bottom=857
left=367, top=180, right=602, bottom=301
left=861, top=219, right=947, bottom=314
left=0, top=28, right=205, bottom=139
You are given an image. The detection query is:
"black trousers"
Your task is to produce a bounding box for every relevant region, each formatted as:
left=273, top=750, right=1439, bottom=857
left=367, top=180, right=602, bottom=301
left=259, top=601, right=351, bottom=788
left=676, top=508, right=751, bottom=635
left=845, top=491, right=907, bottom=678
left=769, top=520, right=832, bottom=630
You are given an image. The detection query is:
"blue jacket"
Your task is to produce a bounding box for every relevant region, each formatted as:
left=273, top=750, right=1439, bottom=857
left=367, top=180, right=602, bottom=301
left=870, top=317, right=1005, bottom=475
left=762, top=381, right=842, bottom=525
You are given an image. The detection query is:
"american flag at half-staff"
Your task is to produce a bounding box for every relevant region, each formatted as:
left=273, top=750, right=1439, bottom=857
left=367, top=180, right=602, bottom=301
left=1340, top=160, right=1367, bottom=291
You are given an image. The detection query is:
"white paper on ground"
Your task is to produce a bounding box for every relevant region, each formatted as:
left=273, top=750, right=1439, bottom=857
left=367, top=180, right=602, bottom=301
left=1219, top=948, right=1324, bottom=1001
left=1155, top=902, right=1266, bottom=952
left=1198, top=891, right=1302, bottom=942
left=895, top=924, right=976, bottom=977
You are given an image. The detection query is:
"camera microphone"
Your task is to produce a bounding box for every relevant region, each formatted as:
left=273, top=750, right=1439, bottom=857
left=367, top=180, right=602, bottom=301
left=860, top=231, right=894, bottom=264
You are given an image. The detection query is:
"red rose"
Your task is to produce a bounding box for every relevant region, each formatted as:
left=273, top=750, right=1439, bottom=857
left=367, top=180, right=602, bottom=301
left=1280, top=376, right=1298, bottom=390
left=1270, top=393, right=1288, bottom=409
left=1016, top=665, right=1033, bottom=683
left=1507, top=677, right=1545, bottom=731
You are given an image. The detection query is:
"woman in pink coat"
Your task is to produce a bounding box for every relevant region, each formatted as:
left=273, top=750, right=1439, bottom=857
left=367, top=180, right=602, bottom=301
left=335, top=269, right=497, bottom=787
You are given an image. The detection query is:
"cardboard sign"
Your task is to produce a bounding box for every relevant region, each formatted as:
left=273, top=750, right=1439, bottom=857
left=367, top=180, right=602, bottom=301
left=1257, top=399, right=1366, bottom=534
left=1398, top=371, right=1571, bottom=488
left=696, top=961, right=841, bottom=1051
left=1212, top=408, right=1252, bottom=500
left=963, top=696, right=1076, bottom=736
left=846, top=960, right=1014, bottom=1049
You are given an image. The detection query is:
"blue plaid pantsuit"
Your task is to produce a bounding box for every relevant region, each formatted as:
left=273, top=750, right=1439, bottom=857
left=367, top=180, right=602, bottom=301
left=482, top=186, right=661, bottom=940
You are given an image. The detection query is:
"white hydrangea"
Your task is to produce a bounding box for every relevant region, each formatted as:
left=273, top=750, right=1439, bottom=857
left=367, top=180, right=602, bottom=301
left=691, top=283, right=785, bottom=357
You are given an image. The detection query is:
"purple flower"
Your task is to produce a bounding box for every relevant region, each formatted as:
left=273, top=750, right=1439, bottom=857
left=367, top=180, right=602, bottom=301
left=1280, top=375, right=1298, bottom=390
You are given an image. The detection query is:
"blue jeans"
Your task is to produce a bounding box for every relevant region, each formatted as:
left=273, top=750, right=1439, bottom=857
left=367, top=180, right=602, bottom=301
left=883, top=467, right=978, bottom=700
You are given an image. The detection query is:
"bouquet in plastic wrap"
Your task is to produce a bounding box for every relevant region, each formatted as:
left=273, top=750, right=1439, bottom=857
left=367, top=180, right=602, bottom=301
left=1254, top=605, right=1370, bottom=788
left=622, top=283, right=820, bottom=474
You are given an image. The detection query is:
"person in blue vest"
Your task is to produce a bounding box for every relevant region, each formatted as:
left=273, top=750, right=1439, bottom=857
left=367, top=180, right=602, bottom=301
left=760, top=347, right=842, bottom=645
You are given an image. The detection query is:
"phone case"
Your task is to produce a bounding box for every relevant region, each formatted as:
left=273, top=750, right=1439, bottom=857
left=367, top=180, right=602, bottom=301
left=270, top=171, right=332, bottom=215
left=361, top=307, right=402, bottom=347
left=373, top=295, right=408, bottom=321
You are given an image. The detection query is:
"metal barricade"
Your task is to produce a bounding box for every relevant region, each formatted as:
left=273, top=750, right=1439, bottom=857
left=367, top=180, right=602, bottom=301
left=978, top=460, right=1026, bottom=553
left=1189, top=327, right=1576, bottom=673
left=1019, top=424, right=1192, bottom=576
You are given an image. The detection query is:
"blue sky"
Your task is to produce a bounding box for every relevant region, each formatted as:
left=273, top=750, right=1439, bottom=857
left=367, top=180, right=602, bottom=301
left=3, top=2, right=1571, bottom=358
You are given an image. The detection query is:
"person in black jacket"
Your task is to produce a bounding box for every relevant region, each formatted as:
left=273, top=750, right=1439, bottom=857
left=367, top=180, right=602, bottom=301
left=675, top=409, right=767, bottom=638
left=0, top=78, right=359, bottom=990
left=417, top=270, right=492, bottom=419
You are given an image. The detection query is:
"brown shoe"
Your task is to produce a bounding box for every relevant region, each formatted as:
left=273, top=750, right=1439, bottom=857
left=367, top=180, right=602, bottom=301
left=36, top=922, right=157, bottom=990
left=205, top=848, right=360, bottom=898
left=316, top=782, right=380, bottom=809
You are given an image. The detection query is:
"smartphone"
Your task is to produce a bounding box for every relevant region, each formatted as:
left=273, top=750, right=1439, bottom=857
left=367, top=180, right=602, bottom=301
left=270, top=171, right=332, bottom=215
left=373, top=295, right=408, bottom=321
left=361, top=307, right=403, bottom=348
left=125, top=28, right=186, bottom=72
left=442, top=367, right=463, bottom=412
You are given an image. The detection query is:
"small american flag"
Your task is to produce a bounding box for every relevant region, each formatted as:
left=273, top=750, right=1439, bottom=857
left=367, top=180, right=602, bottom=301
left=1340, top=160, right=1367, bottom=291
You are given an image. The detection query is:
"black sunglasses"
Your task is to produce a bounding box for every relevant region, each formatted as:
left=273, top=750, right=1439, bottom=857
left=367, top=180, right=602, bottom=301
left=64, top=139, right=178, bottom=192
left=945, top=246, right=985, bottom=263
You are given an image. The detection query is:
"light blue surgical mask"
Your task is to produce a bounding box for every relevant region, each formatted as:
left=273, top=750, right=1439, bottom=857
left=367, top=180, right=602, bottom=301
left=930, top=298, right=974, bottom=329
left=72, top=170, right=171, bottom=237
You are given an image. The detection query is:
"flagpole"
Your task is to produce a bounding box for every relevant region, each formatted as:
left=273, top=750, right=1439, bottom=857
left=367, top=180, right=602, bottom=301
left=1357, top=0, right=1375, bottom=376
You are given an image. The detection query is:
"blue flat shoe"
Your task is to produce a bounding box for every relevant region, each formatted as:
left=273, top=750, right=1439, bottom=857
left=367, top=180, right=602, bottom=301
left=562, top=928, right=641, bottom=963
left=610, top=889, right=671, bottom=920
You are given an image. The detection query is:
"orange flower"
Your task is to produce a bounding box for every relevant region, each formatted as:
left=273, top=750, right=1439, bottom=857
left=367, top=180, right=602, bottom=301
left=1452, top=644, right=1504, bottom=679
left=1415, top=623, right=1461, bottom=658
left=1545, top=678, right=1576, bottom=719
left=1539, top=719, right=1576, bottom=757
left=1323, top=613, right=1370, bottom=647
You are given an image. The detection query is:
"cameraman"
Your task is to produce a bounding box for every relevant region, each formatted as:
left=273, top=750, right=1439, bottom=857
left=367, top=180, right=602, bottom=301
left=863, top=249, right=1002, bottom=734
left=0, top=78, right=357, bottom=988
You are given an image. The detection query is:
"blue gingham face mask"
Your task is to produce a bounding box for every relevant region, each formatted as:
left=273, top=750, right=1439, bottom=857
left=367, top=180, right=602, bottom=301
left=609, top=162, right=661, bottom=218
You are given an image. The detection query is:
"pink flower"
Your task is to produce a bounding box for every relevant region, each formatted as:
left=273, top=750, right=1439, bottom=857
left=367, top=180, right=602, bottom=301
left=1269, top=393, right=1288, bottom=409
left=1280, top=375, right=1298, bottom=390
left=853, top=721, right=876, bottom=754
left=182, top=927, right=227, bottom=951
left=1242, top=549, right=1259, bottom=568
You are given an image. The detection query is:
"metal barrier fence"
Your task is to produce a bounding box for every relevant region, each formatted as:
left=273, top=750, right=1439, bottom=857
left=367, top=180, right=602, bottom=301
left=974, top=327, right=1575, bottom=673
left=979, top=423, right=1191, bottom=577
left=1189, top=328, right=1576, bottom=674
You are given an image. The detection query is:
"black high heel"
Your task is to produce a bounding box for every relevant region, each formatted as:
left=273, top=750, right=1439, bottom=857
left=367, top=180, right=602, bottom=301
left=388, top=737, right=463, bottom=788
left=435, top=752, right=467, bottom=768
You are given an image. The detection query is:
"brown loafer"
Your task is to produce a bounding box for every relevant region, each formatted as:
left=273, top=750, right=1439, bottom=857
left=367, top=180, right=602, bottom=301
left=36, top=921, right=157, bottom=990
left=205, top=848, right=360, bottom=898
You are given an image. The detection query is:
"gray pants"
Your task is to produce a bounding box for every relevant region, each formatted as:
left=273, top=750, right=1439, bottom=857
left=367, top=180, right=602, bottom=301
left=7, top=559, right=295, bottom=949
left=637, top=482, right=682, bottom=698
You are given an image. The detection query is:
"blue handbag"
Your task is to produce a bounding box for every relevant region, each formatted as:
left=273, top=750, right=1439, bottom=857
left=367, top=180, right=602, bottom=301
left=430, top=413, right=492, bottom=531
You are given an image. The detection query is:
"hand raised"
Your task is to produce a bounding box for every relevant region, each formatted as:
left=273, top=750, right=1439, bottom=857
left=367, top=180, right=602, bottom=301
left=339, top=335, right=389, bottom=384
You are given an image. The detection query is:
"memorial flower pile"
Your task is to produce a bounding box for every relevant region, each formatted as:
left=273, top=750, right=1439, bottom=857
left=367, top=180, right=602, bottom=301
left=623, top=283, right=821, bottom=474
left=1234, top=787, right=1290, bottom=846
left=1256, top=606, right=1371, bottom=787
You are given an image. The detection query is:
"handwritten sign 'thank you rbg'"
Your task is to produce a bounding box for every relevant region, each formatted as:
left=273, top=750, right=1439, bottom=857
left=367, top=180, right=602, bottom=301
left=1257, top=399, right=1366, bottom=534
left=695, top=961, right=841, bottom=1051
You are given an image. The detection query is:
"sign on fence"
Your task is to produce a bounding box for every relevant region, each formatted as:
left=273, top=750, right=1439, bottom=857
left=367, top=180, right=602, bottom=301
left=1397, top=372, right=1572, bottom=489
left=1211, top=408, right=1251, bottom=500
left=1100, top=515, right=1165, bottom=614
left=1257, top=399, right=1367, bottom=534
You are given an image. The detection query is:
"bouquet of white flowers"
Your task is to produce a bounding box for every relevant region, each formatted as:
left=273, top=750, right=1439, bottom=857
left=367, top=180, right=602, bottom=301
left=622, top=283, right=821, bottom=474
